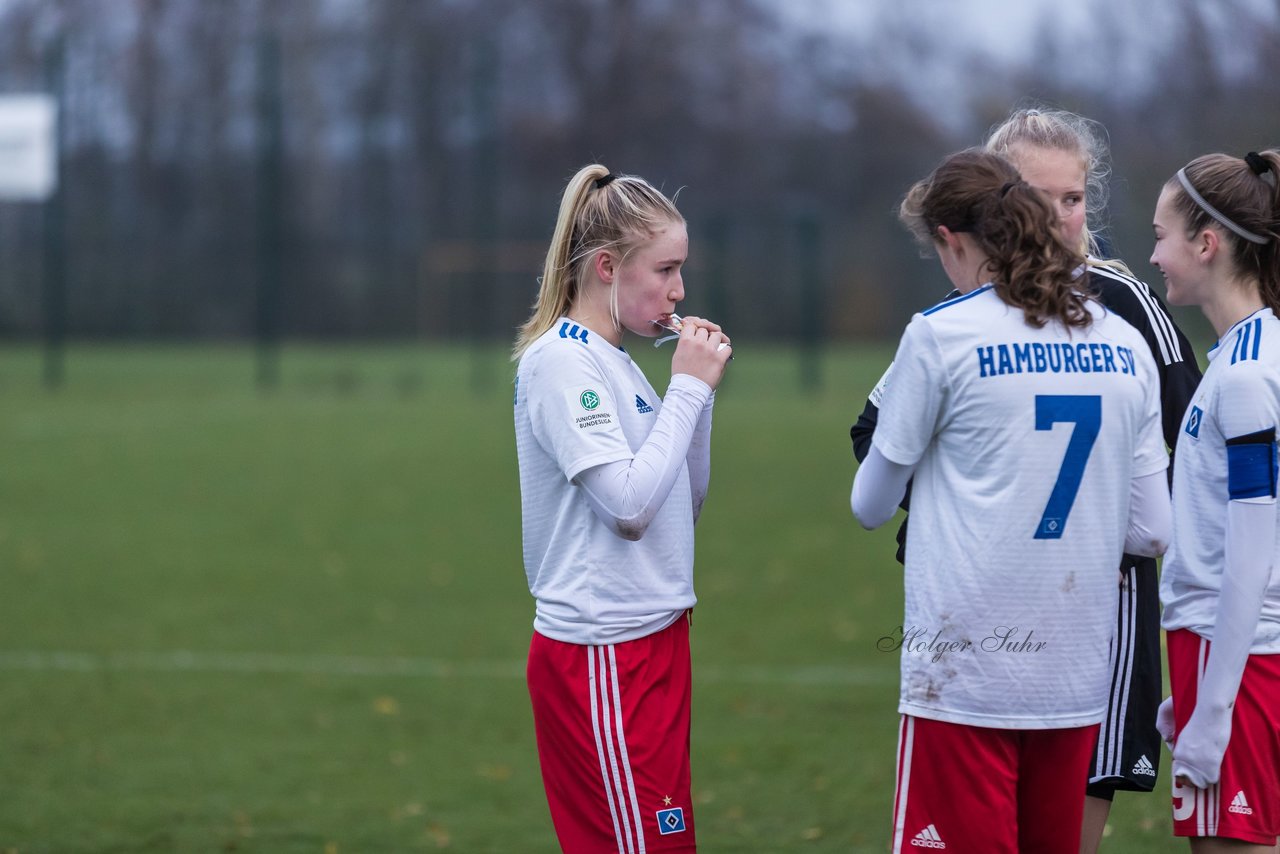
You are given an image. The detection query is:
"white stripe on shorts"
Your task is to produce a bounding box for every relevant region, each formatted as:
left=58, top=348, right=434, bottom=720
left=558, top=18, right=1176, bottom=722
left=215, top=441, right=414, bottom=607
left=588, top=645, right=646, bottom=854
left=589, top=645, right=630, bottom=852
left=607, top=645, right=647, bottom=854
left=1094, top=573, right=1135, bottom=780
left=1193, top=636, right=1221, bottom=838
left=892, top=716, right=916, bottom=854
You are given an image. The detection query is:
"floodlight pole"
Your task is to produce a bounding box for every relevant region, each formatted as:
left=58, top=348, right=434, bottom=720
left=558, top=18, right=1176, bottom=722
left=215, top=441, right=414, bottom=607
left=42, top=37, right=66, bottom=390
left=255, top=32, right=283, bottom=390
left=797, top=211, right=823, bottom=391
left=469, top=34, right=498, bottom=394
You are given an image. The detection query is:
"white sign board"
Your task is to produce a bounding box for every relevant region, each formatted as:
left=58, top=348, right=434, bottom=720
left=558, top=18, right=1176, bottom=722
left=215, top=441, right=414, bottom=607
left=0, top=95, right=57, bottom=201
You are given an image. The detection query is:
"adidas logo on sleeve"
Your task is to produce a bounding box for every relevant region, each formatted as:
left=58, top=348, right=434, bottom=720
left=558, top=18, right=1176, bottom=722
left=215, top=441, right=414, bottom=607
left=910, top=824, right=946, bottom=849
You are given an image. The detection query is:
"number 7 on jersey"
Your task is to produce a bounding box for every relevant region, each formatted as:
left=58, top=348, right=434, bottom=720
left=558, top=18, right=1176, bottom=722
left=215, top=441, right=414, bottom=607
left=1033, top=395, right=1101, bottom=539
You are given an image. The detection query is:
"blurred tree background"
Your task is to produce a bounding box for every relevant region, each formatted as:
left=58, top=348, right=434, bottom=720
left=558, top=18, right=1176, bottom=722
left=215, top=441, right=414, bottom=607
left=0, top=0, right=1276, bottom=346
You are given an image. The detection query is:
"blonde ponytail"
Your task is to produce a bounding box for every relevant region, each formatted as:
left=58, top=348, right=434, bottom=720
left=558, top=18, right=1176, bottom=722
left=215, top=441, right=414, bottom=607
left=512, top=165, right=609, bottom=359
left=513, top=165, right=683, bottom=360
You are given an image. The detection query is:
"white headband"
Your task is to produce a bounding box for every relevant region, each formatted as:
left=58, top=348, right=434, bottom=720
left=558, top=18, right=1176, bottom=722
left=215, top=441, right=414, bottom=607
left=1176, top=168, right=1270, bottom=245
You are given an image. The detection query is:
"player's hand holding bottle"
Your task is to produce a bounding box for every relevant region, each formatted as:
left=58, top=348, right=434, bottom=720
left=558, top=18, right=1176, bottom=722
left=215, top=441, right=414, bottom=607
left=669, top=315, right=731, bottom=389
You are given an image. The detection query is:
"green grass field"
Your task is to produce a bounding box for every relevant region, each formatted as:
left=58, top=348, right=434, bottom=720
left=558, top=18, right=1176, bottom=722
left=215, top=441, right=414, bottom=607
left=0, top=343, right=1177, bottom=852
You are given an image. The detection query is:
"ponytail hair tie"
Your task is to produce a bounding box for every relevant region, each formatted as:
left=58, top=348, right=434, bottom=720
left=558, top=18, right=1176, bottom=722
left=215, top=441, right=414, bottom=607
left=1245, top=151, right=1272, bottom=177
left=594, top=173, right=618, bottom=190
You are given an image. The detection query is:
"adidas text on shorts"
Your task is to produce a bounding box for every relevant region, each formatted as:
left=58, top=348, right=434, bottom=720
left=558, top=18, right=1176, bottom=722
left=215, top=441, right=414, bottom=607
left=892, top=715, right=1096, bottom=854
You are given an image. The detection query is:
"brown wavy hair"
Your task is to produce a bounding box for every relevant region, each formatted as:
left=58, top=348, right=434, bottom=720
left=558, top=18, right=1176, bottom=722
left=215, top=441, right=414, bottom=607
left=900, top=148, right=1090, bottom=329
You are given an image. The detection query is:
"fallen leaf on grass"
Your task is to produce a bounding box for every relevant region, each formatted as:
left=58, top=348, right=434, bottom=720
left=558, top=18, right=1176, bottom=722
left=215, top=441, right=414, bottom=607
left=391, top=802, right=425, bottom=820
left=476, top=763, right=512, bottom=781
left=426, top=823, right=451, bottom=847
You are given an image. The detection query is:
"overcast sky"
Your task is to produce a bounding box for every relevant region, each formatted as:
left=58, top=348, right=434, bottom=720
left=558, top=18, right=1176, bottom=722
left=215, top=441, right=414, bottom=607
left=782, top=0, right=1279, bottom=64
left=771, top=0, right=1278, bottom=128
left=781, top=0, right=1055, bottom=47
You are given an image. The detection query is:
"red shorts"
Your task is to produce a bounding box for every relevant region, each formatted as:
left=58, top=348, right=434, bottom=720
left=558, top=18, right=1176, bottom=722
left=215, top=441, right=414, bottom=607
left=891, top=715, right=1096, bottom=854
left=1167, top=628, right=1280, bottom=845
left=527, top=614, right=695, bottom=853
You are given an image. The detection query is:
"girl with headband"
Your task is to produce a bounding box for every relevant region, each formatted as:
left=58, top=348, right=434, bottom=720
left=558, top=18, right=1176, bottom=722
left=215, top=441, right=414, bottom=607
left=1152, top=149, right=1280, bottom=851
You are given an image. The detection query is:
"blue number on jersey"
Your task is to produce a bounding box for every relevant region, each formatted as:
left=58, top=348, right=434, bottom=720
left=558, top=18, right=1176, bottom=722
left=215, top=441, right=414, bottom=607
left=1033, top=395, right=1101, bottom=539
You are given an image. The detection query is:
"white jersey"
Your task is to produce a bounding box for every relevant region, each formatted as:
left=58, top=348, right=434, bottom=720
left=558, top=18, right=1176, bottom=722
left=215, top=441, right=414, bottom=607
left=873, top=285, right=1167, bottom=729
left=514, top=319, right=698, bottom=645
left=1161, top=307, right=1280, bottom=652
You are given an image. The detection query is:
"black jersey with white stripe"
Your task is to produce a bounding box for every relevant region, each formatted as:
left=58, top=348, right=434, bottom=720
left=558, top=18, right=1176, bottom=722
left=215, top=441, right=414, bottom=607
left=1085, top=263, right=1203, bottom=450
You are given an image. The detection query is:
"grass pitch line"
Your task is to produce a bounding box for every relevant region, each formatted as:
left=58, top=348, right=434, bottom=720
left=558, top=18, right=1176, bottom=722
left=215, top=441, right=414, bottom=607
left=0, top=650, right=894, bottom=686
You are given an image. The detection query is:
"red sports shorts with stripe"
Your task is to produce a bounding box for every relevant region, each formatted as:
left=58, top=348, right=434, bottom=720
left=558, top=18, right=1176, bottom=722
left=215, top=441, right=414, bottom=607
left=528, top=613, right=695, bottom=853
left=1167, top=628, right=1280, bottom=845
left=891, top=715, right=1097, bottom=854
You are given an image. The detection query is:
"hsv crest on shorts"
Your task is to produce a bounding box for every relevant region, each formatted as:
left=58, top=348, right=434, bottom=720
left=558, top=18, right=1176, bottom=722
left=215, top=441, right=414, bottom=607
left=656, top=807, right=686, bottom=835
